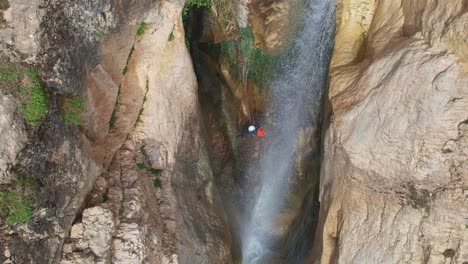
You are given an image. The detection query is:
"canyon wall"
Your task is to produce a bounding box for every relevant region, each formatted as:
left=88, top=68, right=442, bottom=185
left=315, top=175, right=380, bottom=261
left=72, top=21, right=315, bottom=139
left=0, top=0, right=230, bottom=263
left=314, top=0, right=467, bottom=263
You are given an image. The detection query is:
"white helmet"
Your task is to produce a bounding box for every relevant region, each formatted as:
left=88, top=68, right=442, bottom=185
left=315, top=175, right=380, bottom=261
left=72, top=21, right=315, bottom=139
left=248, top=125, right=256, bottom=132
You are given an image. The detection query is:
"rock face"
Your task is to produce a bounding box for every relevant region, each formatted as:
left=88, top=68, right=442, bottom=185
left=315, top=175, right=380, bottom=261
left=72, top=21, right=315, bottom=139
left=61, top=207, right=114, bottom=263
left=1, top=0, right=230, bottom=263
left=0, top=95, right=26, bottom=184
left=313, top=0, right=467, bottom=263
left=0, top=0, right=43, bottom=59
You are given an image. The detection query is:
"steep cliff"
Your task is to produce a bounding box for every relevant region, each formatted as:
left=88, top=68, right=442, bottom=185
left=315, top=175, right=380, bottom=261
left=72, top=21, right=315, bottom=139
left=0, top=0, right=230, bottom=263
left=314, top=0, right=467, bottom=263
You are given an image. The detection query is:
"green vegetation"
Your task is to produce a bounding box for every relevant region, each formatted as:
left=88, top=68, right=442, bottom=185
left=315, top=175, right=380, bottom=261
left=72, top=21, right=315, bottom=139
left=137, top=21, right=147, bottom=36
left=182, top=0, right=211, bottom=18
left=64, top=97, right=86, bottom=126
left=136, top=162, right=146, bottom=170
left=0, top=176, right=36, bottom=225
left=122, top=46, right=134, bottom=76
left=408, top=183, right=431, bottom=213
left=140, top=145, right=147, bottom=157
left=118, top=208, right=124, bottom=216
left=135, top=81, right=149, bottom=125
left=153, top=178, right=162, bottom=188
left=109, top=109, right=117, bottom=127
left=94, top=31, right=105, bottom=41
left=0, top=59, right=21, bottom=83
left=136, top=161, right=162, bottom=188
left=102, top=191, right=108, bottom=202
left=168, top=30, right=175, bottom=42
left=148, top=168, right=161, bottom=176
left=20, top=69, right=49, bottom=124
left=208, top=27, right=279, bottom=91
left=0, top=59, right=49, bottom=125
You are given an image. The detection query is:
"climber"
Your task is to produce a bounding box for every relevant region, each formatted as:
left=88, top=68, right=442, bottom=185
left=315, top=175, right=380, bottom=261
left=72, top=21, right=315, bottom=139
left=243, top=124, right=265, bottom=137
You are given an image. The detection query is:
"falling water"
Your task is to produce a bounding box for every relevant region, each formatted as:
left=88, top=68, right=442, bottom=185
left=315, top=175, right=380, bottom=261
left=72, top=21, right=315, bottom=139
left=241, top=0, right=336, bottom=262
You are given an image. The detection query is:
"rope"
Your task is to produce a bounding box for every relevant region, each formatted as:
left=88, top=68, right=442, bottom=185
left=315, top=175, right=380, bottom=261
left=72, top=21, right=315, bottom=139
left=226, top=0, right=255, bottom=124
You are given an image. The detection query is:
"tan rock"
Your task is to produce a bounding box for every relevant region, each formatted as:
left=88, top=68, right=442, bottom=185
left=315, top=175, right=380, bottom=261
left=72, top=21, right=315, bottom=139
left=250, top=0, right=303, bottom=54
left=62, top=206, right=114, bottom=262
left=112, top=223, right=145, bottom=264
left=314, top=0, right=468, bottom=263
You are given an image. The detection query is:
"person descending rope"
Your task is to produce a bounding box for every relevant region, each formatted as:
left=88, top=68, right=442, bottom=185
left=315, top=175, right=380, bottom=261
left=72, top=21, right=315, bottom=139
left=244, top=123, right=265, bottom=137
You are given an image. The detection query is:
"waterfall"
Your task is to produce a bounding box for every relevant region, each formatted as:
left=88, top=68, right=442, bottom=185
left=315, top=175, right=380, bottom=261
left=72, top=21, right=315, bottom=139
left=241, top=0, right=336, bottom=262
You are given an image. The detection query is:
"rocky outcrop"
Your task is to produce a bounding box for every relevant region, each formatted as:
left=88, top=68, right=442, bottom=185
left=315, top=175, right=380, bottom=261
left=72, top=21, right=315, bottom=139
left=61, top=207, right=114, bottom=263
left=0, top=94, right=26, bottom=184
left=0, top=0, right=43, bottom=60
left=313, top=0, right=467, bottom=263
left=1, top=0, right=230, bottom=263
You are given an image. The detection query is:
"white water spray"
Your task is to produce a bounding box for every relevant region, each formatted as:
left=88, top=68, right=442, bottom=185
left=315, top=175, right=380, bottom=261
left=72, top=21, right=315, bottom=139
left=241, top=0, right=336, bottom=262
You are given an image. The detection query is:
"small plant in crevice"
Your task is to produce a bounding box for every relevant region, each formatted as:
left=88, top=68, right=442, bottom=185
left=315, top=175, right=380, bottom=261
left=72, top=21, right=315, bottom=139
left=136, top=106, right=144, bottom=124
left=140, top=144, right=147, bottom=157
left=135, top=80, right=149, bottom=126
left=153, top=178, right=162, bottom=189
left=109, top=109, right=117, bottom=128
left=0, top=175, right=37, bottom=225
left=94, top=31, right=105, bottom=41
left=118, top=208, right=124, bottom=216
left=136, top=161, right=163, bottom=188
left=137, top=21, right=147, bottom=36
left=168, top=30, right=175, bottom=42
left=136, top=162, right=146, bottom=170
left=102, top=190, right=109, bottom=202
left=407, top=183, right=431, bottom=213
left=63, top=97, right=86, bottom=126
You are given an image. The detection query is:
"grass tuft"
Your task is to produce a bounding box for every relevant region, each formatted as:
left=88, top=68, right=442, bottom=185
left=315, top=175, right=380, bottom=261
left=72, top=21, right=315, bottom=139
left=20, top=68, right=48, bottom=124
left=153, top=178, right=162, bottom=188
left=137, top=21, right=147, bottom=36
left=136, top=162, right=146, bottom=170
left=64, top=97, right=86, bottom=126
left=0, top=59, right=21, bottom=83
left=0, top=175, right=36, bottom=225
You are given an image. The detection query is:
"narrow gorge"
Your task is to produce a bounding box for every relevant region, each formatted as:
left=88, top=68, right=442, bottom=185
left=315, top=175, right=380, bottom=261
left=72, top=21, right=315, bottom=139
left=0, top=0, right=466, bottom=264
